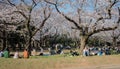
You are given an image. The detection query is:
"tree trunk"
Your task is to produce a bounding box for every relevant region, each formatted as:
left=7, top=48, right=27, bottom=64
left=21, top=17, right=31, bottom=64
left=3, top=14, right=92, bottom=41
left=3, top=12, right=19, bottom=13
left=24, top=37, right=32, bottom=55
left=80, top=36, right=88, bottom=54
left=113, top=38, right=117, bottom=47
left=2, top=30, right=7, bottom=50
left=28, top=36, right=32, bottom=55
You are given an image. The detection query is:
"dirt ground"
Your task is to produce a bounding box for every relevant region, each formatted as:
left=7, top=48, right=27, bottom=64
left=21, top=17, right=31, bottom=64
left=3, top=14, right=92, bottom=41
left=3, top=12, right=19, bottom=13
left=0, top=55, right=120, bottom=69
left=64, top=64, right=120, bottom=69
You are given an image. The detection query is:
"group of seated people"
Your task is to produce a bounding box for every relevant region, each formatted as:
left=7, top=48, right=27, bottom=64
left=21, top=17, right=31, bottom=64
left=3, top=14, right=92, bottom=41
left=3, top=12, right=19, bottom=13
left=0, top=49, right=29, bottom=59
left=0, top=47, right=45, bottom=59
left=0, top=50, right=8, bottom=58
left=1, top=46, right=119, bottom=58
left=83, top=46, right=120, bottom=56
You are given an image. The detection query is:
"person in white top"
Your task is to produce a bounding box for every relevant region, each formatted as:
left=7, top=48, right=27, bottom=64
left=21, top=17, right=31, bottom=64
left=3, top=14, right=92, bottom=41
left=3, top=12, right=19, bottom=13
left=31, top=49, right=36, bottom=56
left=83, top=47, right=89, bottom=56
left=0, top=50, right=3, bottom=57
left=13, top=51, right=19, bottom=59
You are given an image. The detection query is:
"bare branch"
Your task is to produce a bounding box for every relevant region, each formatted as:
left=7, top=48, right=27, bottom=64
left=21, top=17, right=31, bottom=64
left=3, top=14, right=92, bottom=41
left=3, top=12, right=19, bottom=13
left=77, top=8, right=82, bottom=24
left=32, top=0, right=37, bottom=5
left=40, top=13, right=51, bottom=28
left=117, top=7, right=120, bottom=24
left=45, top=0, right=82, bottom=30
left=88, top=26, right=117, bottom=36
left=9, top=11, right=28, bottom=19
left=106, top=0, right=119, bottom=19
left=7, top=0, right=15, bottom=6
left=31, top=0, right=38, bottom=10
left=45, top=0, right=56, bottom=5
left=0, top=1, right=9, bottom=5
left=32, top=8, right=51, bottom=37
left=43, top=7, right=47, bottom=18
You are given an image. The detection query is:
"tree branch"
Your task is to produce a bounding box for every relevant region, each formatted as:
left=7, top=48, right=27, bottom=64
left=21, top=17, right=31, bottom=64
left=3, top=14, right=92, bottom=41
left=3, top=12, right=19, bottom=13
left=31, top=8, right=51, bottom=37
left=7, top=0, right=15, bottom=6
left=45, top=0, right=82, bottom=30
left=90, top=2, right=120, bottom=36
left=106, top=0, right=119, bottom=19
left=117, top=7, right=120, bottom=24
left=55, top=4, right=82, bottom=30
left=77, top=8, right=82, bottom=24
left=88, top=26, right=117, bottom=36
left=13, top=11, right=28, bottom=19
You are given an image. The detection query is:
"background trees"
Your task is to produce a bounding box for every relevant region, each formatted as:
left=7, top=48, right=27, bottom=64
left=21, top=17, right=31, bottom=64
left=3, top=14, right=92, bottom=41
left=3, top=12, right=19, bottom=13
left=0, top=0, right=120, bottom=54
left=104, top=27, right=120, bottom=47
left=45, top=0, right=120, bottom=53
left=0, top=0, right=52, bottom=51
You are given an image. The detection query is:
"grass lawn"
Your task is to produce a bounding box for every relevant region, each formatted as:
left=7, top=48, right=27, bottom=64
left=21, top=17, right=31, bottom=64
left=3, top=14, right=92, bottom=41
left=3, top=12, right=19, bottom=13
left=0, top=55, right=120, bottom=69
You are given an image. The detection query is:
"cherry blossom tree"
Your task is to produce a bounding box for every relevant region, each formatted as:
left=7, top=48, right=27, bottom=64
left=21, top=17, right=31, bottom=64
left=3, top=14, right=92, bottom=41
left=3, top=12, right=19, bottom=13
left=45, top=0, right=120, bottom=53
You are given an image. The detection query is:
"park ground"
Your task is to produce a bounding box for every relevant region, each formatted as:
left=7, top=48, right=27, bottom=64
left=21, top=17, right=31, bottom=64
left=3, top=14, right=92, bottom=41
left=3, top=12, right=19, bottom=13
left=0, top=54, right=120, bottom=69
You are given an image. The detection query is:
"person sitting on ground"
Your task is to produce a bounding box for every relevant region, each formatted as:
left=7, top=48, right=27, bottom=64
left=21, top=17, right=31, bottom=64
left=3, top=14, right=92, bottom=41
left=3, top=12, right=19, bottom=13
left=70, top=50, right=79, bottom=56
left=3, top=49, right=9, bottom=58
left=97, top=48, right=103, bottom=56
left=31, top=49, right=36, bottom=56
left=13, top=51, right=19, bottom=59
left=83, top=47, right=89, bottom=56
left=0, top=50, right=3, bottom=57
left=39, top=47, right=43, bottom=56
left=23, top=49, right=29, bottom=58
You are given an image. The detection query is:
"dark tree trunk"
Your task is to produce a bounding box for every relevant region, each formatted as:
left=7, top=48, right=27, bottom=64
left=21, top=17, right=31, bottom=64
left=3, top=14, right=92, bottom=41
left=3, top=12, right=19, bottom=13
left=2, top=30, right=7, bottom=50
left=113, top=37, right=117, bottom=47
left=27, top=36, right=32, bottom=55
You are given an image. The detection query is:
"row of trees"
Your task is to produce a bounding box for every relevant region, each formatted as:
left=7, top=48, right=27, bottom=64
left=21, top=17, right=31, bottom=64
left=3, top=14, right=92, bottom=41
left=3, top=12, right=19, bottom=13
left=0, top=28, right=119, bottom=51
left=0, top=0, right=120, bottom=54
